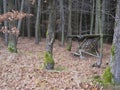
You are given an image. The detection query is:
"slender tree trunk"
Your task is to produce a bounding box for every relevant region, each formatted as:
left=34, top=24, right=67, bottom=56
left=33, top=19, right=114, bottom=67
left=79, top=0, right=84, bottom=35
left=95, top=0, right=99, bottom=34
left=44, top=0, right=56, bottom=70
left=67, top=0, right=72, bottom=51
left=59, top=0, right=65, bottom=46
left=102, top=0, right=106, bottom=33
left=27, top=2, right=31, bottom=39
left=17, top=0, right=24, bottom=30
left=3, top=0, right=8, bottom=45
left=97, top=0, right=103, bottom=67
left=14, top=0, right=17, bottom=10
left=0, top=1, right=2, bottom=32
left=76, top=1, right=79, bottom=35
left=22, top=20, right=25, bottom=38
left=35, top=0, right=41, bottom=44
left=92, top=0, right=103, bottom=67
left=84, top=14, right=88, bottom=31
left=111, top=0, right=120, bottom=84
left=90, top=0, right=94, bottom=34
left=106, top=0, right=110, bottom=33
left=12, top=0, right=18, bottom=28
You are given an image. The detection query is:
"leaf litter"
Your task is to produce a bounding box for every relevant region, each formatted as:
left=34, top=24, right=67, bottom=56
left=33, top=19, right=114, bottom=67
left=0, top=37, right=111, bottom=90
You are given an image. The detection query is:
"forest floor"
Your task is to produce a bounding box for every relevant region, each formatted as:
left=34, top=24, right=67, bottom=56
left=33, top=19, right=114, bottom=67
left=0, top=37, right=112, bottom=90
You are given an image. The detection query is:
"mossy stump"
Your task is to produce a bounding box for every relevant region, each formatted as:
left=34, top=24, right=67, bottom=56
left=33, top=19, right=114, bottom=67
left=44, top=52, right=54, bottom=70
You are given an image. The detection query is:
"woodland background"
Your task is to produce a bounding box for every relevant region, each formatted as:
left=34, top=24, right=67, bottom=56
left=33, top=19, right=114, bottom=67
left=0, top=0, right=119, bottom=90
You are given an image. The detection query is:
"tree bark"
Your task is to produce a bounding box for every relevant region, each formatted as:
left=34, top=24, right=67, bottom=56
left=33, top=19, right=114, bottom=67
left=92, top=0, right=103, bottom=67
left=59, top=0, right=65, bottom=46
left=44, top=0, right=56, bottom=70
left=111, top=0, right=120, bottom=84
left=27, top=2, right=31, bottom=39
left=67, top=0, right=72, bottom=51
left=35, top=0, right=41, bottom=44
left=79, top=0, right=84, bottom=35
left=3, top=0, right=8, bottom=45
left=17, top=0, right=24, bottom=30
left=95, top=0, right=99, bottom=34
left=90, top=0, right=94, bottom=34
left=97, top=0, right=103, bottom=67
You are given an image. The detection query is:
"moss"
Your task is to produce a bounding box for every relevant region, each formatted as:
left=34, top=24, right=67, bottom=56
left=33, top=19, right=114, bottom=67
left=46, top=30, right=48, bottom=37
left=8, top=41, right=17, bottom=53
left=102, top=66, right=113, bottom=85
left=92, top=67, right=113, bottom=86
left=111, top=45, right=115, bottom=56
left=92, top=75, right=103, bottom=84
left=44, top=52, right=54, bottom=69
left=111, top=45, right=115, bottom=62
left=67, top=44, right=72, bottom=51
left=55, top=66, right=66, bottom=71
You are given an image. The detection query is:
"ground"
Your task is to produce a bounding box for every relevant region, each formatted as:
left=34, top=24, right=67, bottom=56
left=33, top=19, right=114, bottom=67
left=0, top=37, right=111, bottom=90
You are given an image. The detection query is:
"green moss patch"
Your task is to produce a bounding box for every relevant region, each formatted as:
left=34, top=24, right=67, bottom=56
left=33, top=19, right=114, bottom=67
left=67, top=44, right=72, bottom=51
left=92, top=66, right=113, bottom=86
left=44, top=52, right=54, bottom=69
left=46, top=30, right=48, bottom=37
left=111, top=45, right=115, bottom=62
left=111, top=45, right=115, bottom=57
left=102, top=66, right=113, bottom=84
left=8, top=41, right=17, bottom=53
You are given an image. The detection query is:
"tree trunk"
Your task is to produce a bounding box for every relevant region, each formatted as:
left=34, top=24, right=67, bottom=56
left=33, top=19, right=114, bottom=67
left=90, top=0, right=94, bottom=34
left=67, top=0, right=72, bottom=51
left=95, top=0, right=99, bottom=34
left=8, top=34, right=17, bottom=53
left=35, top=0, right=41, bottom=44
left=111, top=0, right=120, bottom=84
left=44, top=0, right=56, bottom=70
left=27, top=2, right=31, bottom=39
left=8, top=0, right=24, bottom=53
left=97, top=0, right=106, bottom=67
left=3, top=0, right=8, bottom=45
left=17, top=0, right=24, bottom=30
left=14, top=0, right=18, bottom=10
left=97, top=0, right=103, bottom=67
left=102, top=0, right=106, bottom=34
left=79, top=0, right=84, bottom=35
left=0, top=1, right=2, bottom=35
left=106, top=0, right=110, bottom=34
left=92, top=0, right=103, bottom=67
left=59, top=0, right=65, bottom=46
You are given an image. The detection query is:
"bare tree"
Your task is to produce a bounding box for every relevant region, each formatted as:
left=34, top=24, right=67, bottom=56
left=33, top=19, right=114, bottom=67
left=35, top=0, right=41, bottom=44
left=90, top=0, right=94, bottom=34
left=79, top=0, right=84, bottom=35
left=95, top=0, right=99, bottom=34
left=59, top=0, right=65, bottom=46
left=27, top=2, right=31, bottom=39
left=17, top=0, right=24, bottom=30
left=44, top=0, right=56, bottom=70
left=3, top=0, right=8, bottom=45
left=67, top=0, right=72, bottom=51
left=111, top=0, right=120, bottom=84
